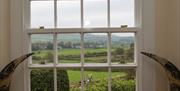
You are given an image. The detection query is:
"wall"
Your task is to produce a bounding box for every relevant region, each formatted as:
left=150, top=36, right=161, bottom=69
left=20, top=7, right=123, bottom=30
left=0, top=0, right=10, bottom=70
left=10, top=0, right=27, bottom=91
left=155, top=0, right=180, bottom=91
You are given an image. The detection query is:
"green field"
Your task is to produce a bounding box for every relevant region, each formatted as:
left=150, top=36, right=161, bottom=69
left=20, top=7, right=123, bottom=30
left=66, top=70, right=130, bottom=91
left=58, top=48, right=107, bottom=55
left=33, top=47, right=133, bottom=64
left=32, top=48, right=109, bottom=64
left=68, top=70, right=127, bottom=83
left=33, top=48, right=107, bottom=57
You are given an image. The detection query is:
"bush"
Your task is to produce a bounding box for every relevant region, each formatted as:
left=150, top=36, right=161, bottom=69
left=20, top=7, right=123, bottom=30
left=31, top=69, right=69, bottom=91
left=85, top=78, right=135, bottom=91
left=85, top=79, right=108, bottom=91
left=31, top=69, right=54, bottom=91
left=32, top=55, right=41, bottom=61
left=57, top=70, right=70, bottom=91
left=45, top=52, right=53, bottom=62
left=112, top=79, right=135, bottom=91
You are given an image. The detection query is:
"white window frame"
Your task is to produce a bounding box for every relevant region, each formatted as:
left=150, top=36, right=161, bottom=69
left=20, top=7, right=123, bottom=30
left=10, top=0, right=156, bottom=91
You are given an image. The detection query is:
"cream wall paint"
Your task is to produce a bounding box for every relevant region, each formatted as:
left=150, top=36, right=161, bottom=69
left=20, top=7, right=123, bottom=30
left=10, top=0, right=26, bottom=91
left=0, top=0, right=10, bottom=70
left=155, top=0, right=180, bottom=91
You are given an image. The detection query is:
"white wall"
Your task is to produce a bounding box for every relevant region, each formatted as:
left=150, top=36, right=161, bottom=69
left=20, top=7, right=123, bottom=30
left=10, top=0, right=27, bottom=91
left=0, top=1, right=26, bottom=91
left=0, top=0, right=10, bottom=70
left=155, top=0, right=180, bottom=90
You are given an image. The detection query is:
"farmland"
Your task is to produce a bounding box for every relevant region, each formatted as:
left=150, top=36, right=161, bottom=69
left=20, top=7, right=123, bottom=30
left=31, top=34, right=135, bottom=91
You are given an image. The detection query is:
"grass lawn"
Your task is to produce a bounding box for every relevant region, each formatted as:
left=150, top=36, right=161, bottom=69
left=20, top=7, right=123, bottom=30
left=60, top=59, right=80, bottom=63
left=84, top=48, right=107, bottom=53
left=59, top=49, right=80, bottom=55
left=32, top=50, right=53, bottom=57
left=58, top=48, right=107, bottom=55
left=67, top=70, right=127, bottom=84
left=33, top=48, right=108, bottom=60
left=84, top=56, right=107, bottom=63
left=55, top=48, right=107, bottom=63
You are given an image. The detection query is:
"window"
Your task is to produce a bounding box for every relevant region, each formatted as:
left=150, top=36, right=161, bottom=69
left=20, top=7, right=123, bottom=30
left=31, top=1, right=54, bottom=28
left=84, top=0, right=107, bottom=27
left=57, top=0, right=81, bottom=28
left=29, top=0, right=138, bottom=91
left=110, top=0, right=134, bottom=27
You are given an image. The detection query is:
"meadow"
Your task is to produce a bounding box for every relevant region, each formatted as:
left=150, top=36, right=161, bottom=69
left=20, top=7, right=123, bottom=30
left=33, top=48, right=108, bottom=63
left=31, top=36, right=135, bottom=91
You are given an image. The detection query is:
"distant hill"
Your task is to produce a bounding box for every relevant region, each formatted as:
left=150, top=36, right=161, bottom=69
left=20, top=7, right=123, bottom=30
left=31, top=34, right=134, bottom=44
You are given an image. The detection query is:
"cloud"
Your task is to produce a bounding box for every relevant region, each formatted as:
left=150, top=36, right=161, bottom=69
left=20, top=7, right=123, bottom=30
left=31, top=0, right=134, bottom=28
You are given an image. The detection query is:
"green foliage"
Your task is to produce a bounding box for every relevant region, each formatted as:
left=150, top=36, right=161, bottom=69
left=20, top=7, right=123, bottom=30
left=31, top=69, right=69, bottom=91
left=115, top=47, right=124, bottom=55
left=112, top=79, right=135, bottom=91
left=85, top=79, right=108, bottom=91
left=31, top=69, right=54, bottom=91
left=32, top=55, right=41, bottom=61
left=57, top=70, right=70, bottom=91
left=84, top=78, right=135, bottom=91
left=126, top=43, right=134, bottom=60
left=111, top=70, right=135, bottom=91
left=45, top=51, right=53, bottom=62
left=47, top=42, right=53, bottom=50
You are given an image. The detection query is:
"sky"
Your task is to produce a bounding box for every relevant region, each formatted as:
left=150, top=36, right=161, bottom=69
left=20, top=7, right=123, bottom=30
left=31, top=0, right=134, bottom=36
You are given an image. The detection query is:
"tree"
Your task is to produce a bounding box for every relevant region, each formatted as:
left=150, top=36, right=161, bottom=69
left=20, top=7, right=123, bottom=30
left=64, top=41, right=72, bottom=48
left=115, top=47, right=124, bottom=55
left=126, top=43, right=134, bottom=60
left=47, top=42, right=53, bottom=50
left=45, top=51, right=53, bottom=63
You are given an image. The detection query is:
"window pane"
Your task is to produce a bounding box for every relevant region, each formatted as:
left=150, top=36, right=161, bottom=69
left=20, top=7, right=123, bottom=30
left=84, top=33, right=107, bottom=63
left=31, top=34, right=54, bottom=64
left=57, top=0, right=81, bottom=28
left=111, top=33, right=135, bottom=64
left=31, top=69, right=54, bottom=91
left=58, top=34, right=81, bottom=63
left=110, top=0, right=134, bottom=27
left=84, top=0, right=107, bottom=27
left=84, top=68, right=108, bottom=91
left=57, top=69, right=81, bottom=91
left=111, top=69, right=136, bottom=91
left=31, top=1, right=54, bottom=28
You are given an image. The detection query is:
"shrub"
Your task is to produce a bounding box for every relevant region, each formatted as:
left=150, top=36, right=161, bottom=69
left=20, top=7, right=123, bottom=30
left=31, top=69, right=69, bottom=91
left=84, top=78, right=135, bottom=91
left=57, top=70, right=70, bottom=91
left=112, top=79, right=135, bottom=91
left=85, top=79, right=108, bottom=91
left=31, top=69, right=54, bottom=91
